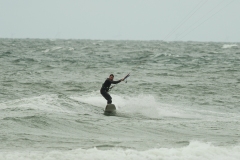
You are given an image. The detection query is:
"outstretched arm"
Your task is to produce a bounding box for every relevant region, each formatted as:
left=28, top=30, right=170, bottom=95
left=111, top=79, right=123, bottom=84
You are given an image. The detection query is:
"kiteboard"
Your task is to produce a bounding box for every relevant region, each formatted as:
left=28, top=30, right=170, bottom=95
left=104, top=104, right=116, bottom=113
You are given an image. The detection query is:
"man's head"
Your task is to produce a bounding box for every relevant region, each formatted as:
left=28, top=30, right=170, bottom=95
left=109, top=74, right=114, bottom=81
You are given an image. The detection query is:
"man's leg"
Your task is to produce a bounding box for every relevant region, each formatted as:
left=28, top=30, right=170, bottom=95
left=101, top=91, right=112, bottom=104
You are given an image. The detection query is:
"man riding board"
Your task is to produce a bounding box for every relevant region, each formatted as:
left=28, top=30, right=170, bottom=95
left=100, top=74, right=123, bottom=104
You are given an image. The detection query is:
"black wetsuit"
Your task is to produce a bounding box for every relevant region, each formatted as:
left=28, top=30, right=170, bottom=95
left=100, top=78, right=121, bottom=104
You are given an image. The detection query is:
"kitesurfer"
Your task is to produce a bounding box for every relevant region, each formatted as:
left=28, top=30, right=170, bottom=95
left=100, top=74, right=123, bottom=104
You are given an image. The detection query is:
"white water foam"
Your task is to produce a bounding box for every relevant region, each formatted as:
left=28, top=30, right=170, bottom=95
left=71, top=91, right=106, bottom=108
left=68, top=47, right=74, bottom=51
left=51, top=46, right=63, bottom=51
left=0, top=141, right=239, bottom=160
left=0, top=94, right=75, bottom=118
left=222, top=44, right=238, bottom=49
left=71, top=93, right=192, bottom=119
left=42, top=46, right=63, bottom=53
left=42, top=49, right=50, bottom=53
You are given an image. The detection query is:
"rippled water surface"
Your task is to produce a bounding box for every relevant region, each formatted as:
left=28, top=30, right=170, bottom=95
left=0, top=39, right=240, bottom=159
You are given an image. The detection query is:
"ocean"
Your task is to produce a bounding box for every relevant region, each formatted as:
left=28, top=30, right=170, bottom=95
left=0, top=38, right=240, bottom=160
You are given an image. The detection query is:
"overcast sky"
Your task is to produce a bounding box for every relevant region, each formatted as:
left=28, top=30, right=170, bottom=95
left=0, top=0, right=239, bottom=42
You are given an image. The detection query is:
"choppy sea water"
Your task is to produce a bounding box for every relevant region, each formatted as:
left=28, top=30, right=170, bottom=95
left=0, top=39, right=240, bottom=160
